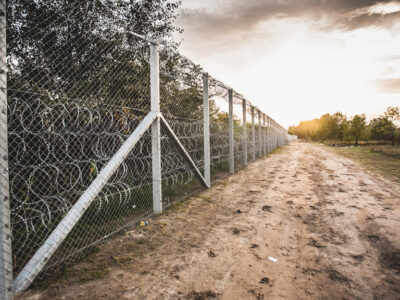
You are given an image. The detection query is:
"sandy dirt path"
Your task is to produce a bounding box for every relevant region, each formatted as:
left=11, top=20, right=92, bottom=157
left=22, top=142, right=400, bottom=300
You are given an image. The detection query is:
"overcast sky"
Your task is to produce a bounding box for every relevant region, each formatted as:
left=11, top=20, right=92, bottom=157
left=176, top=0, right=400, bottom=128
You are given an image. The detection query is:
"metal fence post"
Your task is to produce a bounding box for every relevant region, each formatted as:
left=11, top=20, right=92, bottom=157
left=272, top=121, right=275, bottom=150
left=228, top=89, right=234, bottom=173
left=263, top=114, right=266, bottom=155
left=242, top=99, right=247, bottom=166
left=279, top=126, right=281, bottom=147
left=251, top=106, right=255, bottom=161
left=267, top=116, right=270, bottom=153
left=150, top=42, right=162, bottom=214
left=258, top=110, right=262, bottom=158
left=272, top=120, right=275, bottom=150
left=277, top=124, right=279, bottom=148
left=0, top=1, right=13, bottom=297
left=203, top=73, right=211, bottom=186
left=276, top=125, right=279, bottom=148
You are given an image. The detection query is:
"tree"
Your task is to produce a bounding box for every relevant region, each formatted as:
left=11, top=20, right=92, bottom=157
left=330, top=112, right=347, bottom=143
left=317, top=113, right=332, bottom=141
left=7, top=0, right=187, bottom=110
left=383, top=106, right=400, bottom=145
left=347, top=114, right=367, bottom=145
left=213, top=112, right=241, bottom=126
left=289, top=107, right=399, bottom=145
left=288, top=112, right=347, bottom=142
left=370, top=117, right=396, bottom=144
left=384, top=106, right=400, bottom=122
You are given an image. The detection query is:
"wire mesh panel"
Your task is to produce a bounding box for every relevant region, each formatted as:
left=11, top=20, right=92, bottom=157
left=254, top=113, right=261, bottom=159
left=160, top=124, right=203, bottom=208
left=246, top=104, right=255, bottom=163
left=158, top=50, right=207, bottom=205
left=37, top=126, right=154, bottom=279
left=7, top=2, right=153, bottom=287
left=208, top=84, right=228, bottom=181
left=159, top=51, right=204, bottom=121
left=209, top=120, right=230, bottom=181
left=232, top=99, right=245, bottom=170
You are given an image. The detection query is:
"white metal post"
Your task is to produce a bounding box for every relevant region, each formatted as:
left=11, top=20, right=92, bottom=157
left=150, top=43, right=162, bottom=214
left=276, top=125, right=282, bottom=147
left=228, top=89, right=234, bottom=173
left=0, top=1, right=13, bottom=297
left=203, top=73, right=210, bottom=186
left=258, top=110, right=262, bottom=158
left=272, top=119, right=275, bottom=150
left=271, top=121, right=275, bottom=150
left=242, top=99, right=247, bottom=166
left=263, top=114, right=266, bottom=155
left=267, top=116, right=271, bottom=153
left=251, top=106, right=255, bottom=161
left=278, top=126, right=281, bottom=147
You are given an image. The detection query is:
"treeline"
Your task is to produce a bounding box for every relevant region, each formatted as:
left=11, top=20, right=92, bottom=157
left=288, top=106, right=400, bottom=145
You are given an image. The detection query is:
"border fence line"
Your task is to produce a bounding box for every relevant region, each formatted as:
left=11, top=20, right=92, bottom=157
left=1, top=7, right=290, bottom=298
left=1, top=0, right=13, bottom=299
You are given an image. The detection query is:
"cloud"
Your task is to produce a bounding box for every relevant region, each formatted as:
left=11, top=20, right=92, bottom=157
left=177, top=0, right=400, bottom=38
left=337, top=10, right=400, bottom=30
left=176, top=0, right=400, bottom=68
left=373, top=78, right=400, bottom=93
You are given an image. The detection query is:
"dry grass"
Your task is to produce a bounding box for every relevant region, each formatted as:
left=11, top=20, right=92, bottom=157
left=370, top=145, right=400, bottom=157
left=324, top=145, right=400, bottom=184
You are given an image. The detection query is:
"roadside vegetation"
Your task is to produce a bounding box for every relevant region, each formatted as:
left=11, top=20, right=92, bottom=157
left=289, top=106, right=400, bottom=183
left=288, top=106, right=400, bottom=146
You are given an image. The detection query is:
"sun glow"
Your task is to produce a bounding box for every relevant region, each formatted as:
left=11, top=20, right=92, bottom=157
left=210, top=21, right=400, bottom=127
left=178, top=2, right=400, bottom=128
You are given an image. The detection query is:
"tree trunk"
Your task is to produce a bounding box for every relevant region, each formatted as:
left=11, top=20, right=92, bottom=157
left=392, top=130, right=395, bottom=146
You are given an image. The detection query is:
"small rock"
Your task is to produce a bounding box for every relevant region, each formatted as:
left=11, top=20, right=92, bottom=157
left=232, top=228, right=240, bottom=235
left=208, top=250, right=217, bottom=257
left=259, top=277, right=270, bottom=284
left=262, top=205, right=272, bottom=212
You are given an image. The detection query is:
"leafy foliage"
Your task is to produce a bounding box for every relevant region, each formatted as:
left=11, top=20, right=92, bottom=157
left=288, top=106, right=400, bottom=145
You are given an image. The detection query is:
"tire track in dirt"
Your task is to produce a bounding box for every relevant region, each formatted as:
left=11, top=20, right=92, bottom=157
left=20, top=142, right=400, bottom=300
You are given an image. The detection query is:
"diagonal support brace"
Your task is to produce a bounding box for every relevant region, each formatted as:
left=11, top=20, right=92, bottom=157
left=160, top=115, right=210, bottom=188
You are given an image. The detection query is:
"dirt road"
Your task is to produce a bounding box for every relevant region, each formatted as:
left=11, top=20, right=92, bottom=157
left=22, top=142, right=400, bottom=300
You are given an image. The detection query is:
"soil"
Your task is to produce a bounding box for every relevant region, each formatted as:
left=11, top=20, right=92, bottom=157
left=19, top=142, right=400, bottom=300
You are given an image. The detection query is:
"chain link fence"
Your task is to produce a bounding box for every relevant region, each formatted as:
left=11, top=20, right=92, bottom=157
left=1, top=2, right=289, bottom=298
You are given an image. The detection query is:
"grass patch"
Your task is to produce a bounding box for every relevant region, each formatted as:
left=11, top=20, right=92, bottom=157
left=325, top=145, right=400, bottom=184
left=64, top=263, right=109, bottom=283
left=370, top=145, right=400, bottom=157
left=267, top=146, right=285, bottom=155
